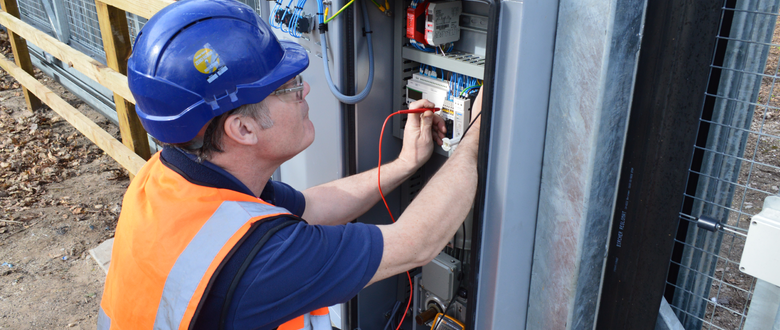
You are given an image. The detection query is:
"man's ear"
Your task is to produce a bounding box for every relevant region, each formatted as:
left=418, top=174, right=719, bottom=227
left=223, top=114, right=259, bottom=146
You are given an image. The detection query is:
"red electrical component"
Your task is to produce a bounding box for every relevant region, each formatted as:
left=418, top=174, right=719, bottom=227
left=406, top=0, right=430, bottom=45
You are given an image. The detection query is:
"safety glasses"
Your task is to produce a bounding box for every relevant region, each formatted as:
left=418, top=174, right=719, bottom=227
left=270, top=75, right=304, bottom=103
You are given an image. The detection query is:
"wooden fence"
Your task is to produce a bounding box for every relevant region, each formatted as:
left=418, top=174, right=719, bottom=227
left=0, top=0, right=176, bottom=176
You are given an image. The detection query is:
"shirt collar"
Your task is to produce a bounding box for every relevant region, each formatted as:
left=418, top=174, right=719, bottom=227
left=160, top=146, right=257, bottom=196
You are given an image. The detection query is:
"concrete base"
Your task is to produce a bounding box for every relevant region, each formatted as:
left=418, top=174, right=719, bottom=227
left=89, top=238, right=113, bottom=275
left=744, top=279, right=780, bottom=330
left=656, top=297, right=684, bottom=330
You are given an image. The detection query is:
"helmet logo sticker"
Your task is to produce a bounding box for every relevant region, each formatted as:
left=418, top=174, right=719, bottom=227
left=193, top=43, right=229, bottom=83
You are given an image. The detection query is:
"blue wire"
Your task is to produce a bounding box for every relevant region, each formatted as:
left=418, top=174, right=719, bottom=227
left=270, top=0, right=283, bottom=28
left=288, top=0, right=306, bottom=38
left=411, top=40, right=434, bottom=52
left=279, top=0, right=296, bottom=33
left=455, top=74, right=463, bottom=95
left=288, top=0, right=299, bottom=37
left=449, top=74, right=456, bottom=101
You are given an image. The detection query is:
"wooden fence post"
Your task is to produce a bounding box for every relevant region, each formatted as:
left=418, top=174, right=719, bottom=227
left=95, top=1, right=151, bottom=161
left=0, top=0, right=42, bottom=112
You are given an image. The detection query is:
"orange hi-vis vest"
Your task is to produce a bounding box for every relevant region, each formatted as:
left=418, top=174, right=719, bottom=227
left=98, top=153, right=330, bottom=330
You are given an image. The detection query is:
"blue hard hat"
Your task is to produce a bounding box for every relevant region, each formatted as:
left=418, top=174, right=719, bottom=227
left=128, top=0, right=309, bottom=143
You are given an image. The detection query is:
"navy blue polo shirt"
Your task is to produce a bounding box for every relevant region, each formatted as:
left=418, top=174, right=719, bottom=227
left=160, top=147, right=383, bottom=330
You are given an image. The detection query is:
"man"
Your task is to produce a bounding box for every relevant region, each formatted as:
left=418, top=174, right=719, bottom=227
left=98, top=0, right=482, bottom=329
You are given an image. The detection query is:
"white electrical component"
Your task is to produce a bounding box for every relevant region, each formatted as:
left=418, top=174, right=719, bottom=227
left=421, top=252, right=461, bottom=303
left=424, top=1, right=462, bottom=46
left=739, top=195, right=780, bottom=287
left=438, top=97, right=471, bottom=154
left=406, top=73, right=449, bottom=107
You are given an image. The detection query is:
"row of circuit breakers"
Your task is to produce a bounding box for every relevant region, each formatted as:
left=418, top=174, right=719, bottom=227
left=269, top=1, right=482, bottom=329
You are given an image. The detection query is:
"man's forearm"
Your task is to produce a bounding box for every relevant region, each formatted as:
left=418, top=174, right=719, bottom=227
left=301, top=159, right=418, bottom=226
left=369, top=133, right=479, bottom=284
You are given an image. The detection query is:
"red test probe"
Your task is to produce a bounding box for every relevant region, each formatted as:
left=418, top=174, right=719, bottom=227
left=376, top=107, right=439, bottom=330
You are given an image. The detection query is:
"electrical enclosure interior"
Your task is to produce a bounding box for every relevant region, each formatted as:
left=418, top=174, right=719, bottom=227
left=264, top=0, right=489, bottom=328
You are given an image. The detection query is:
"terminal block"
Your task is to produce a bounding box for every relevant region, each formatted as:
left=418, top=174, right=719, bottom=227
left=295, top=15, right=314, bottom=34
left=274, top=9, right=289, bottom=23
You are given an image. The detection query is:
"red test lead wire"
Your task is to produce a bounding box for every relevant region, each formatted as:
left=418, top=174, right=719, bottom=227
left=376, top=107, right=439, bottom=330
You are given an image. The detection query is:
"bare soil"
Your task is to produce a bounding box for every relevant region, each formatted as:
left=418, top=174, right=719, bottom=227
left=0, top=31, right=128, bottom=329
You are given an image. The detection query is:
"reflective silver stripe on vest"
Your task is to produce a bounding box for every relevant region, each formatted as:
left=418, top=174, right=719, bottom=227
left=310, top=313, right=331, bottom=330
left=153, top=201, right=290, bottom=330
left=97, top=306, right=111, bottom=330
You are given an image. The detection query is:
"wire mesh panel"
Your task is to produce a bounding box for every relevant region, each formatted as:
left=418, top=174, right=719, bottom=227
left=15, top=0, right=52, bottom=34
left=124, top=1, right=258, bottom=46
left=126, top=12, right=146, bottom=45
left=666, top=0, right=780, bottom=329
left=63, top=0, right=105, bottom=59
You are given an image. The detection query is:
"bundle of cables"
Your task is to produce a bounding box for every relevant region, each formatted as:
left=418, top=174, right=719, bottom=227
left=449, top=75, right=481, bottom=101
left=317, top=0, right=375, bottom=104
left=411, top=40, right=454, bottom=54
left=268, top=0, right=310, bottom=38
left=288, top=0, right=308, bottom=38
left=269, top=0, right=285, bottom=29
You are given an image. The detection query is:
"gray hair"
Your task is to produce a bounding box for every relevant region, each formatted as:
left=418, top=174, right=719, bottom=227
left=171, top=100, right=274, bottom=160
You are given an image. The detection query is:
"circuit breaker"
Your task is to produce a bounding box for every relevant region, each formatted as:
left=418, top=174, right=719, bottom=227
left=425, top=1, right=462, bottom=46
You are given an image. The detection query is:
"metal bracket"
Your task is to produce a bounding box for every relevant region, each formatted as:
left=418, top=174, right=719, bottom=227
left=696, top=215, right=747, bottom=238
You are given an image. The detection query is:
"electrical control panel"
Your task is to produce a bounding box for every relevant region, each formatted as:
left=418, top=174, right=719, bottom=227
left=263, top=0, right=490, bottom=327
left=397, top=0, right=487, bottom=328
left=404, top=70, right=479, bottom=156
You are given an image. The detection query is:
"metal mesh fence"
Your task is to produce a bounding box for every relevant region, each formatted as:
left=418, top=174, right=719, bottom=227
left=16, top=0, right=52, bottom=34
left=13, top=0, right=263, bottom=59
left=665, top=1, right=780, bottom=329
left=126, top=13, right=146, bottom=45
left=62, top=0, right=105, bottom=59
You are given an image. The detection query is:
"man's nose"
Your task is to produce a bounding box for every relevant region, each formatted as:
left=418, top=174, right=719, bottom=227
left=303, top=81, right=311, bottom=98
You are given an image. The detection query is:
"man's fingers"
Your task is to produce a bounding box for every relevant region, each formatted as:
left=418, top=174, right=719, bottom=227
left=431, top=113, right=446, bottom=134
left=406, top=109, right=421, bottom=128
left=409, top=99, right=435, bottom=110
left=420, top=111, right=433, bottom=141
left=429, top=112, right=445, bottom=145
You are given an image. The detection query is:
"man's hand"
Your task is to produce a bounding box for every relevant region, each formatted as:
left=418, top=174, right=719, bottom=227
left=397, top=99, right=446, bottom=171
